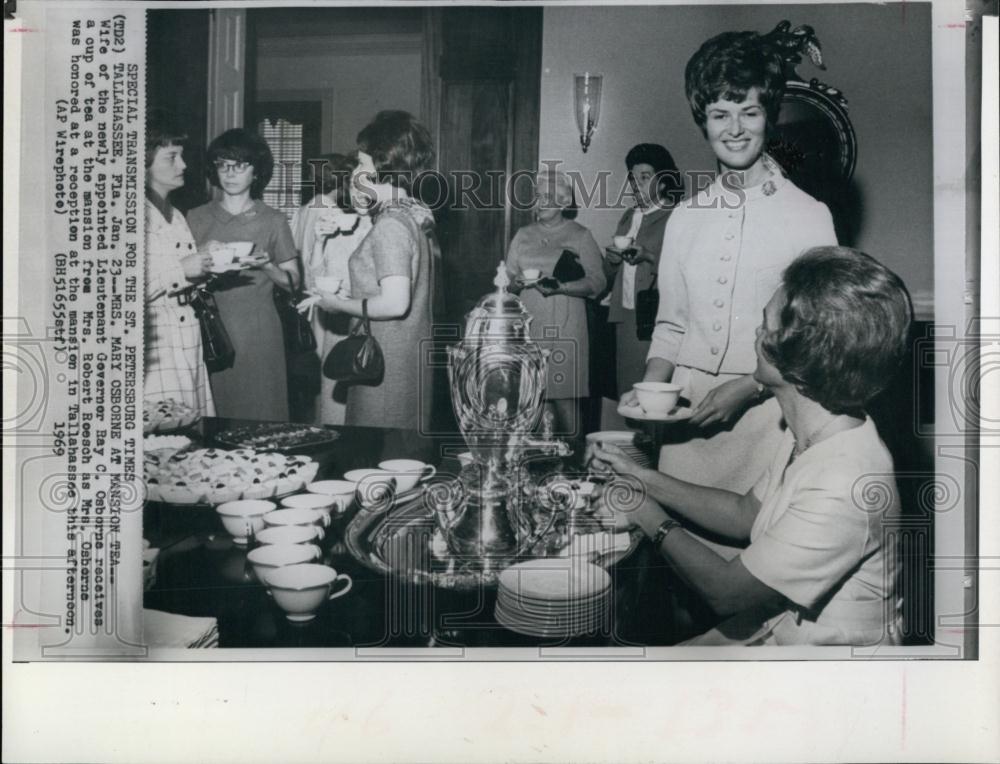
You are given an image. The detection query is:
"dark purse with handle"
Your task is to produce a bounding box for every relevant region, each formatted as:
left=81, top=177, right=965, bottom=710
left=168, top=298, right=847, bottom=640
left=322, top=298, right=385, bottom=385
left=185, top=286, right=236, bottom=372
left=273, top=272, right=317, bottom=354
left=553, top=248, right=586, bottom=283
left=635, top=273, right=659, bottom=342
left=273, top=272, right=321, bottom=396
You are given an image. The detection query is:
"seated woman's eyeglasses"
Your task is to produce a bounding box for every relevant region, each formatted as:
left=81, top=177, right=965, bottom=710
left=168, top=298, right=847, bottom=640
left=214, top=159, right=252, bottom=174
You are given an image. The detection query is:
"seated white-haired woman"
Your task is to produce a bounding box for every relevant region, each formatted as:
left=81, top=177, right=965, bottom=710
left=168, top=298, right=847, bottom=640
left=589, top=246, right=912, bottom=646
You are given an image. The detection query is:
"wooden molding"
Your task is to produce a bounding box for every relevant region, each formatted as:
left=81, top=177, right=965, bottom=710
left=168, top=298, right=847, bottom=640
left=258, top=33, right=422, bottom=59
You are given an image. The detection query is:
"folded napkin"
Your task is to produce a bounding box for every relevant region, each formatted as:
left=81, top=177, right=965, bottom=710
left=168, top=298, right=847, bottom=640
left=561, top=532, right=631, bottom=560
left=143, top=608, right=219, bottom=649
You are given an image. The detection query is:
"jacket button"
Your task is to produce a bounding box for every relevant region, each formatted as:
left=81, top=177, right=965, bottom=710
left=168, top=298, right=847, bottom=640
left=718, top=276, right=728, bottom=284
left=714, top=299, right=724, bottom=308
left=721, top=255, right=732, bottom=262
left=713, top=321, right=722, bottom=331
left=179, top=315, right=185, bottom=322
left=724, top=232, right=735, bottom=240
left=710, top=346, right=720, bottom=355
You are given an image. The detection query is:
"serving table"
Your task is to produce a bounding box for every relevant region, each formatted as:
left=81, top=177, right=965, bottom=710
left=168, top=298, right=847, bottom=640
left=143, top=417, right=679, bottom=649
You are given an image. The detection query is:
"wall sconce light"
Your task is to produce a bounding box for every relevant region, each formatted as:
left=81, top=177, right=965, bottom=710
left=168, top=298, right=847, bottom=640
left=574, top=72, right=603, bottom=153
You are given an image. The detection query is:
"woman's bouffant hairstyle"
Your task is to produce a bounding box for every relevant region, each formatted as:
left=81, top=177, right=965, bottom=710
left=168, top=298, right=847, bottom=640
left=356, top=110, right=435, bottom=193
left=760, top=247, right=913, bottom=415
left=205, top=128, right=274, bottom=199
left=625, top=143, right=683, bottom=203
left=145, top=109, right=187, bottom=168
left=685, top=31, right=786, bottom=133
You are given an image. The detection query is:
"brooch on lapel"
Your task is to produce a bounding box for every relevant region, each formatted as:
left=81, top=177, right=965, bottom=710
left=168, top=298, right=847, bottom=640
left=762, top=180, right=777, bottom=196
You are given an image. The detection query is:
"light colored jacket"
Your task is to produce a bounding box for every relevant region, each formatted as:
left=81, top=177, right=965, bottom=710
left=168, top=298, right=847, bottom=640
left=648, top=161, right=836, bottom=375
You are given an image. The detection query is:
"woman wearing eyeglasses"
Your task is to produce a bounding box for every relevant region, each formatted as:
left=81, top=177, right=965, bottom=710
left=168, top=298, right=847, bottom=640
left=187, top=128, right=301, bottom=422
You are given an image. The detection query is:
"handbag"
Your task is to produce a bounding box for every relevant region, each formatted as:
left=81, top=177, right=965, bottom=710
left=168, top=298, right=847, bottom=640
left=273, top=272, right=317, bottom=355
left=322, top=299, right=385, bottom=385
left=553, top=249, right=586, bottom=283
left=635, top=273, right=659, bottom=342
left=186, top=287, right=236, bottom=372
left=272, top=272, right=321, bottom=395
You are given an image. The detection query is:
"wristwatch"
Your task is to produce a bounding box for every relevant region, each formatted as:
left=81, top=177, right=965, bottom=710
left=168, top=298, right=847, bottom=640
left=650, top=517, right=682, bottom=549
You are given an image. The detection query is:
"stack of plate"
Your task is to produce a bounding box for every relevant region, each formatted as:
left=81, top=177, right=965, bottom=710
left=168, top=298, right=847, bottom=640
left=584, top=431, right=653, bottom=468
left=494, top=559, right=611, bottom=638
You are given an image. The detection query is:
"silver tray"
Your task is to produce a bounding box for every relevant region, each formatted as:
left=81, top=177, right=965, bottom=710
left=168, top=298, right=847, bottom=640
left=344, top=491, right=643, bottom=591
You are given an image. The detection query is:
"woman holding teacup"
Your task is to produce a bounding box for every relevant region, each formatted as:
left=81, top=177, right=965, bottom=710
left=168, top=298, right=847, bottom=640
left=290, top=152, right=372, bottom=425
left=187, top=128, right=301, bottom=422
left=310, top=111, right=439, bottom=431
left=505, top=169, right=606, bottom=435
left=143, top=111, right=215, bottom=416
left=622, top=31, right=837, bottom=500
left=604, top=143, right=682, bottom=398
left=591, top=246, right=912, bottom=646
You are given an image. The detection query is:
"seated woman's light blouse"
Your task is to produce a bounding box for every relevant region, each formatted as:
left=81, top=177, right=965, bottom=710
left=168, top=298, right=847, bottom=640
left=693, top=417, right=902, bottom=646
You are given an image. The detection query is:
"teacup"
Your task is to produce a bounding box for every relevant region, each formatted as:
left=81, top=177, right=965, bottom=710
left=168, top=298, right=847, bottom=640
left=228, top=241, right=255, bottom=261
left=210, top=247, right=236, bottom=270
left=255, top=524, right=324, bottom=546
left=306, top=480, right=358, bottom=514
left=632, top=381, right=683, bottom=416
left=314, top=276, right=343, bottom=294
left=377, top=459, right=436, bottom=493
left=343, top=468, right=396, bottom=506
left=215, top=499, right=276, bottom=544
left=613, top=235, right=634, bottom=251
left=262, top=507, right=330, bottom=540
left=280, top=492, right=340, bottom=518
left=267, top=563, right=353, bottom=622
left=247, top=543, right=321, bottom=586
left=521, top=268, right=541, bottom=281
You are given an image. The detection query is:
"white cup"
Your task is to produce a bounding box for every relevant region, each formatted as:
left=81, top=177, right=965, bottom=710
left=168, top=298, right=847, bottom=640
left=632, top=381, right=683, bottom=416
left=280, top=492, right=339, bottom=518
left=377, top=459, right=436, bottom=494
left=210, top=247, right=236, bottom=270
left=246, top=544, right=321, bottom=586
left=521, top=268, right=541, bottom=281
left=215, top=499, right=275, bottom=544
left=267, top=563, right=353, bottom=622
left=344, top=468, right=396, bottom=506
left=613, top=235, right=634, bottom=250
left=256, top=525, right=324, bottom=546
left=263, top=507, right=330, bottom=540
left=228, top=241, right=255, bottom=261
left=306, top=480, right=357, bottom=514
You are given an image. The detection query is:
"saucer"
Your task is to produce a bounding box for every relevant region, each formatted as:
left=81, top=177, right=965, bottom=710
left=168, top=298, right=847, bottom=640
left=617, top=404, right=693, bottom=422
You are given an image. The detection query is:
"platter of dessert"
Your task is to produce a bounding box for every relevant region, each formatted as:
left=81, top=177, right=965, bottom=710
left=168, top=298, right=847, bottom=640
left=143, top=398, right=200, bottom=434
left=214, top=422, right=341, bottom=452
left=144, top=447, right=319, bottom=505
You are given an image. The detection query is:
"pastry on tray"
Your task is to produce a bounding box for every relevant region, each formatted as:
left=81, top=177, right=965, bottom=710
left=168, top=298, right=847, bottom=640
left=214, top=422, right=340, bottom=451
left=144, top=447, right=319, bottom=505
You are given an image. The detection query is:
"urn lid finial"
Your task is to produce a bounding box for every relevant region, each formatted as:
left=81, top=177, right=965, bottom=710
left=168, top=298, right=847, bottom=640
left=493, top=262, right=510, bottom=291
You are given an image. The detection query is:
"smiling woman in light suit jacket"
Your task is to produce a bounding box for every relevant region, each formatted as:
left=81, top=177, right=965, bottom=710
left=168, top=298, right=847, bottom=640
left=624, top=31, right=836, bottom=508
